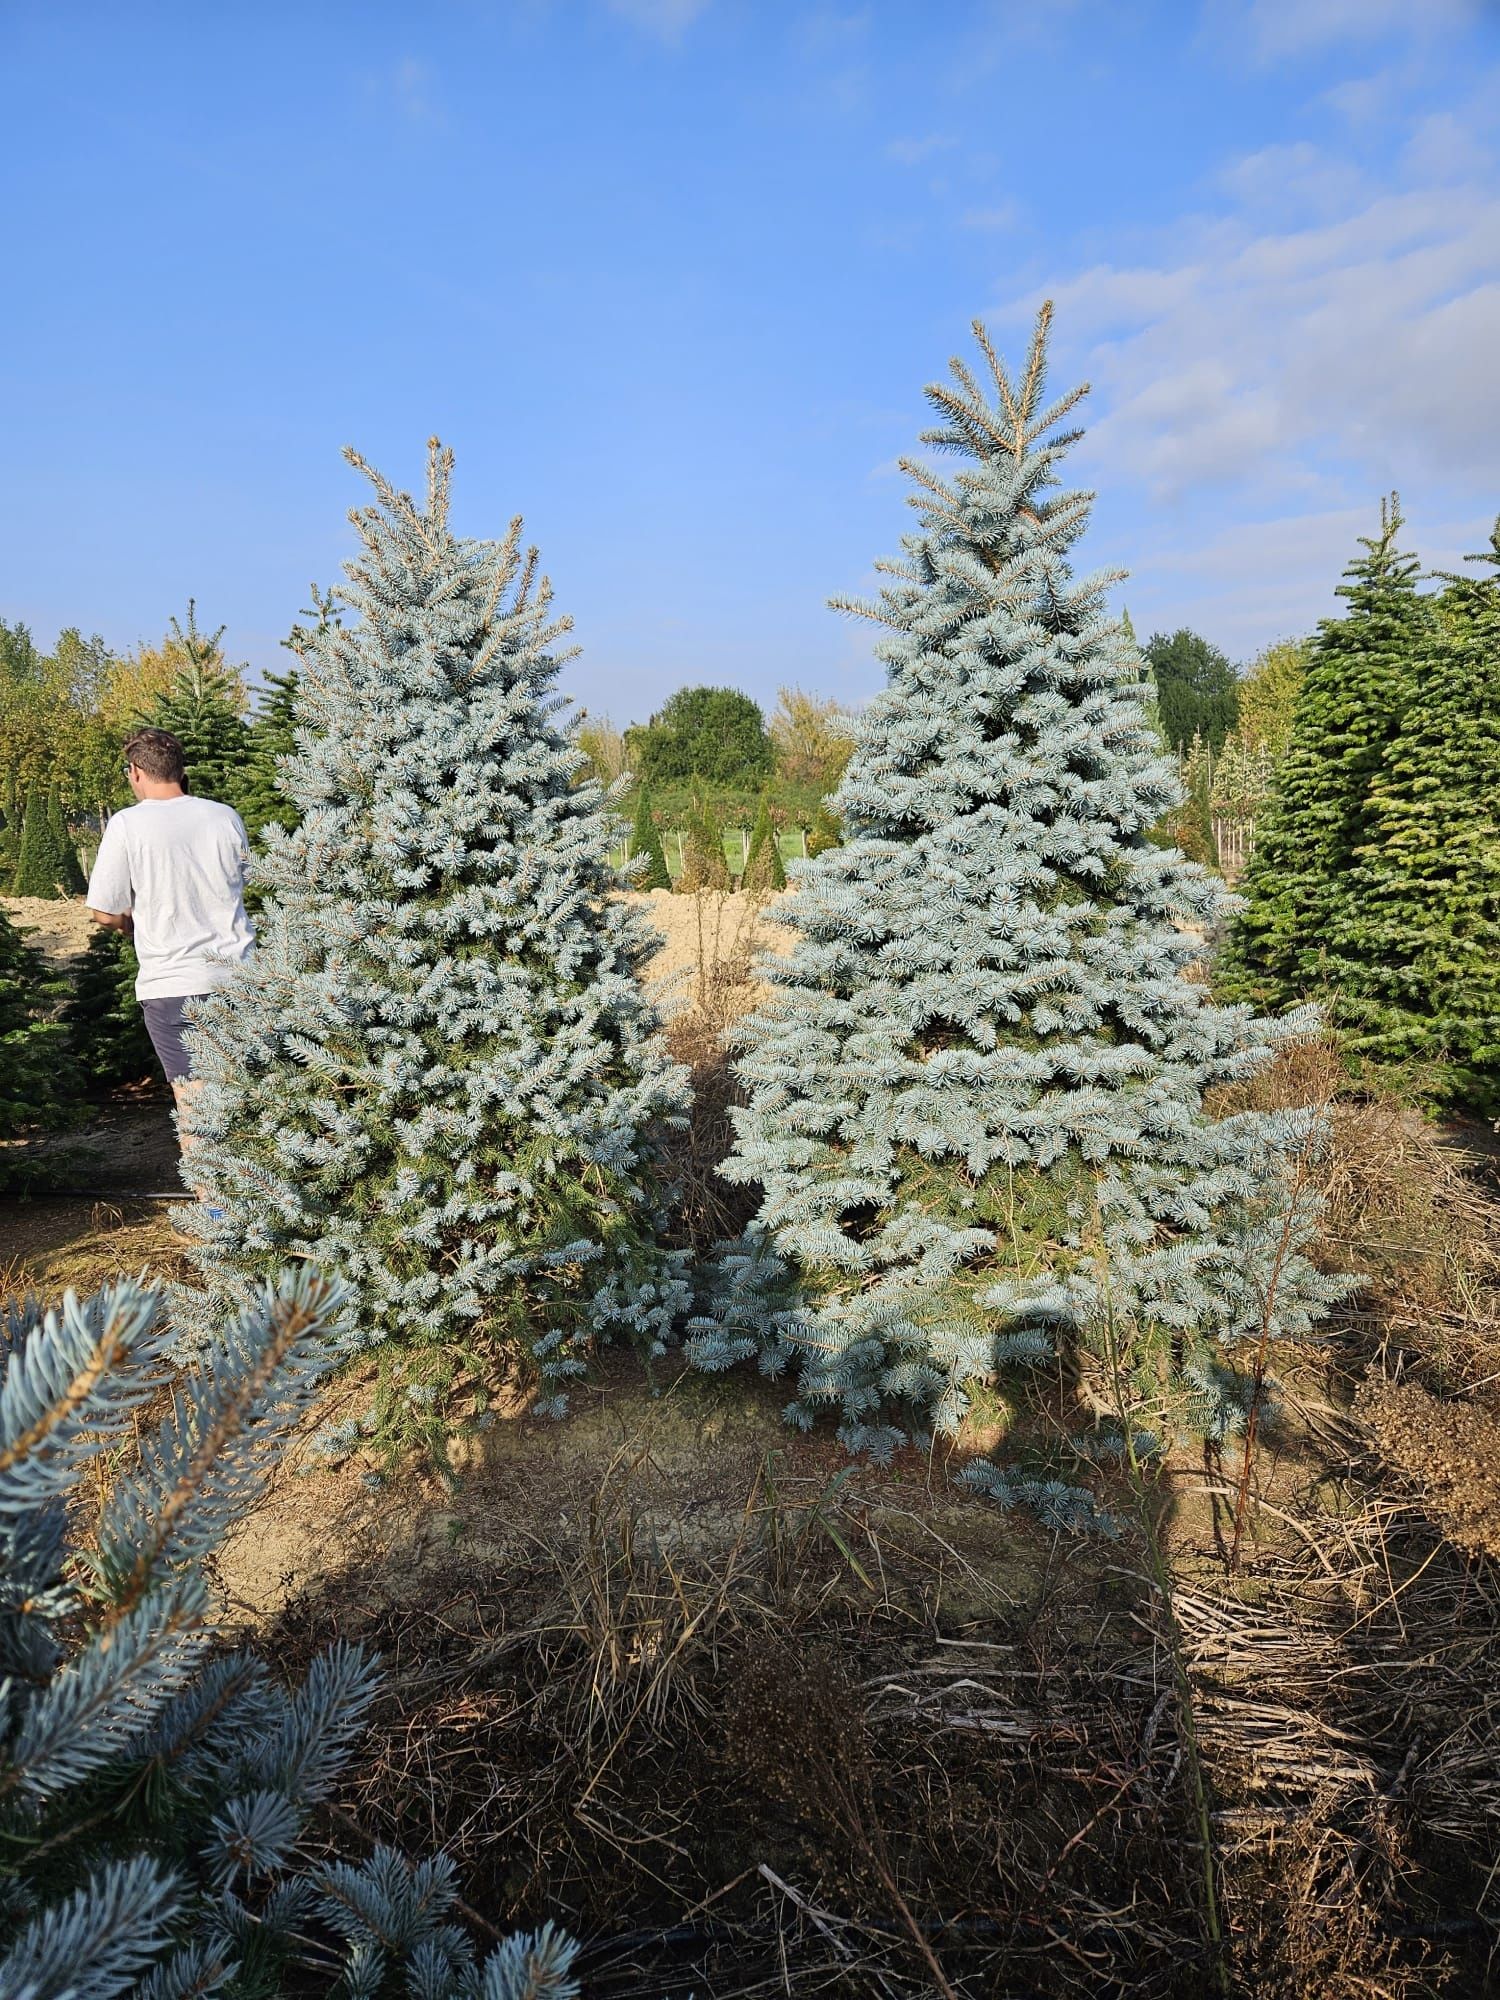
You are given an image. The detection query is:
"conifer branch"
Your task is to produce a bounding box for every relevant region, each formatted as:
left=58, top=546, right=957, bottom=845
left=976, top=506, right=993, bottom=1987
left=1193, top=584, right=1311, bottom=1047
left=425, top=435, right=454, bottom=533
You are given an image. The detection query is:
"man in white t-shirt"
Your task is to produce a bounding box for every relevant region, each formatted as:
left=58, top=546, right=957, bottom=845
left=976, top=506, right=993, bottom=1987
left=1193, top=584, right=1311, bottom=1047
left=86, top=727, right=255, bottom=1142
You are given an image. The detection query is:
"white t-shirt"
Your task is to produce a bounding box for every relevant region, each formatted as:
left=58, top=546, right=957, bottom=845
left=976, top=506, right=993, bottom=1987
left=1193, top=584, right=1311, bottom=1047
left=86, top=796, right=256, bottom=1000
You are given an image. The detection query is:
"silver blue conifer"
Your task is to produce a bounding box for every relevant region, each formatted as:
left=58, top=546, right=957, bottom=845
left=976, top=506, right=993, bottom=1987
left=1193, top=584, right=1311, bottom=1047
left=691, top=308, right=1345, bottom=1468
left=174, top=441, right=689, bottom=1423
left=0, top=1268, right=580, bottom=1998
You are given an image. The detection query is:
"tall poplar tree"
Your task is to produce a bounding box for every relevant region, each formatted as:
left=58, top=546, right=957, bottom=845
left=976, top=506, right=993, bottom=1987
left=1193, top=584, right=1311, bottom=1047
left=176, top=442, right=688, bottom=1437
left=45, top=788, right=85, bottom=894
left=1223, top=498, right=1427, bottom=1009
left=691, top=311, right=1342, bottom=1464
left=1327, top=525, right=1500, bottom=1111
left=10, top=785, right=77, bottom=899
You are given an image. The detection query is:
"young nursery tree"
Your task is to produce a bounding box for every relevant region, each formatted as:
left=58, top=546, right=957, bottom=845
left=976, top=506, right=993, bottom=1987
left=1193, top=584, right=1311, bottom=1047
left=0, top=1265, right=581, bottom=1999
left=237, top=587, right=342, bottom=846
left=142, top=602, right=252, bottom=807
left=1223, top=498, right=1427, bottom=1011
left=741, top=792, right=787, bottom=893
left=0, top=905, right=69, bottom=1142
left=694, top=309, right=1342, bottom=1470
left=627, top=781, right=673, bottom=890
left=62, top=926, right=157, bottom=1095
left=1325, top=524, right=1500, bottom=1111
left=805, top=801, right=842, bottom=856
left=175, top=441, right=688, bottom=1437
left=45, top=788, right=86, bottom=894
left=676, top=784, right=732, bottom=890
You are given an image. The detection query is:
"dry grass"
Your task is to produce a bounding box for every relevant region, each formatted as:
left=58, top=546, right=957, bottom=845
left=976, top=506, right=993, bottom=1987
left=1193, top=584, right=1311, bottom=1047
left=268, top=1442, right=1230, bottom=1998
left=11, top=962, right=1500, bottom=1993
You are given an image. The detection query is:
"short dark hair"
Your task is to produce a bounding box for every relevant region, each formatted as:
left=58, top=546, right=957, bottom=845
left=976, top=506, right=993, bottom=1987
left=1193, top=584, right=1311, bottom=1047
left=122, top=727, right=186, bottom=784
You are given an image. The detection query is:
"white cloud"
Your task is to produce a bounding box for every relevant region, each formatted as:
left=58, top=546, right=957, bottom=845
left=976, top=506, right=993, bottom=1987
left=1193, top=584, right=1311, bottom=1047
left=1321, top=71, right=1395, bottom=126
left=1116, top=501, right=1487, bottom=657
left=1014, top=166, right=1500, bottom=502
left=603, top=0, right=711, bottom=41
left=1402, top=109, right=1494, bottom=183
left=1217, top=140, right=1365, bottom=219
left=980, top=94, right=1500, bottom=655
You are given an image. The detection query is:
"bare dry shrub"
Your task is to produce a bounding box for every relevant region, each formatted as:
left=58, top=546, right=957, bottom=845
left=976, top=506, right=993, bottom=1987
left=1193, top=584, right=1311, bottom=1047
left=658, top=887, right=775, bottom=1252
left=1211, top=1037, right=1500, bottom=1386
left=1355, top=1380, right=1500, bottom=1560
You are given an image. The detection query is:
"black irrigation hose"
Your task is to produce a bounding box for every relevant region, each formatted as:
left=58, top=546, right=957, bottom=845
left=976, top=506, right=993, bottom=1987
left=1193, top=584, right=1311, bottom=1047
left=1, top=1188, right=192, bottom=1202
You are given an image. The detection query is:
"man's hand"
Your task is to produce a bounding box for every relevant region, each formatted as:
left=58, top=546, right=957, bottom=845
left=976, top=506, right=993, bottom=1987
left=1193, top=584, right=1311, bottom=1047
left=89, top=908, right=133, bottom=937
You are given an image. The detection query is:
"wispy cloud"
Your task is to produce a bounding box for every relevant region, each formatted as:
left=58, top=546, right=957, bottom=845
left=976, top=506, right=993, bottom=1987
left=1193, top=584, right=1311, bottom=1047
left=961, top=200, right=1020, bottom=231
left=981, top=86, right=1500, bottom=651
left=603, top=0, right=712, bottom=43
left=886, top=132, right=956, bottom=165
left=1233, top=0, right=1479, bottom=61
left=1007, top=131, right=1500, bottom=505
left=366, top=55, right=443, bottom=128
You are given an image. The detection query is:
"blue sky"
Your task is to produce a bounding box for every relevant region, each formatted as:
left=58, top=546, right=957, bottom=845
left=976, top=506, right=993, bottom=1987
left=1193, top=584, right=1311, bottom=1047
left=3, top=0, right=1497, bottom=723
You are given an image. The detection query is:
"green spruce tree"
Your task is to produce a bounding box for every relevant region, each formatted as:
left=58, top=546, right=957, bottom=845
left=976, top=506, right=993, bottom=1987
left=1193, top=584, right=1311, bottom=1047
left=141, top=601, right=251, bottom=807
left=237, top=586, right=341, bottom=843
left=741, top=792, right=786, bottom=893
left=1223, top=496, right=1429, bottom=1009
left=62, top=926, right=157, bottom=1095
left=0, top=906, right=69, bottom=1140
left=1325, top=523, right=1500, bottom=1111
left=627, top=782, right=672, bottom=890
left=236, top=663, right=301, bottom=841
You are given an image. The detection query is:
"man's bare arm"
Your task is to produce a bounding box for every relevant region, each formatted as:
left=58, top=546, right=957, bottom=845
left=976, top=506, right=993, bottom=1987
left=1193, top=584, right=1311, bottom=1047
left=90, top=908, right=133, bottom=936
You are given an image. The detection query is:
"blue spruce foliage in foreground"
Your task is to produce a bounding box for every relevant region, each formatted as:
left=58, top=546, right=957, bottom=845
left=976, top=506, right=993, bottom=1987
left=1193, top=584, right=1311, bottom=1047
left=0, top=1268, right=580, bottom=1999
left=175, top=440, right=689, bottom=1433
left=690, top=307, right=1346, bottom=1468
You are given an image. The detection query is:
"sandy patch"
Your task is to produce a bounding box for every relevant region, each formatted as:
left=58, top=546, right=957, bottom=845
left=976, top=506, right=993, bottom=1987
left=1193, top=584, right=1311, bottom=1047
left=3, top=895, right=94, bottom=963
left=4, top=889, right=800, bottom=996
left=625, top=888, right=794, bottom=1014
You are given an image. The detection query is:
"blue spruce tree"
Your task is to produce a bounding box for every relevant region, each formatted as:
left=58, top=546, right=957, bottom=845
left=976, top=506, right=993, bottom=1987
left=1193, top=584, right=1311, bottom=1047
left=692, top=309, right=1343, bottom=1471
left=176, top=441, right=688, bottom=1440
left=0, top=1266, right=580, bottom=1999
